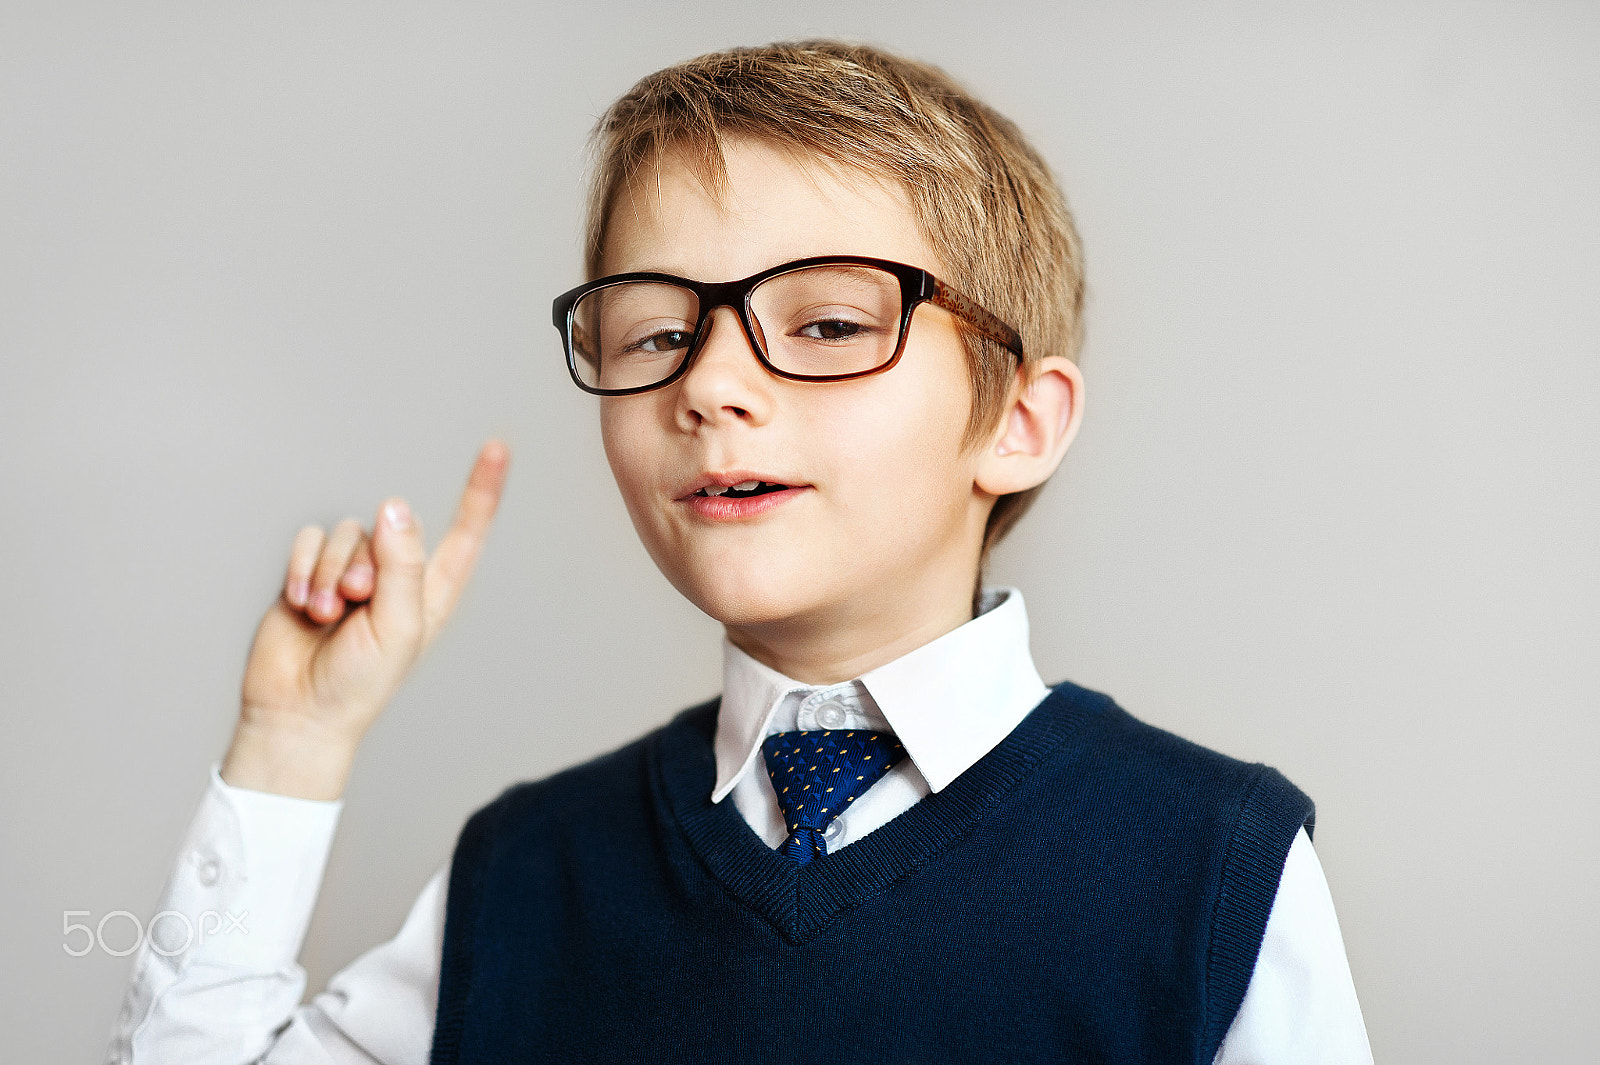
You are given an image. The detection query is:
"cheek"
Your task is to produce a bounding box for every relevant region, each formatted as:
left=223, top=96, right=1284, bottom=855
left=820, top=366, right=974, bottom=516
left=598, top=401, right=657, bottom=517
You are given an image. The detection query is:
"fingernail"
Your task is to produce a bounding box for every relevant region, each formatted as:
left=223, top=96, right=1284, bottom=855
left=384, top=500, right=412, bottom=530
left=346, top=564, right=372, bottom=589
left=287, top=578, right=309, bottom=606
left=313, top=591, right=340, bottom=617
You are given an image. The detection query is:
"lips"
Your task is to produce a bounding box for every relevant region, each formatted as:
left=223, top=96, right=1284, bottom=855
left=695, top=479, right=787, bottom=498
left=678, top=470, right=803, bottom=500
left=678, top=471, right=808, bottom=520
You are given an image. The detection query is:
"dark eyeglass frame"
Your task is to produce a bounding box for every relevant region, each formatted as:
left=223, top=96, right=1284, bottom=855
left=551, top=254, right=1024, bottom=397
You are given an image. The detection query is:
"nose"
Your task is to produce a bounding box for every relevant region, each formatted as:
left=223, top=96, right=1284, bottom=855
left=674, top=306, right=774, bottom=431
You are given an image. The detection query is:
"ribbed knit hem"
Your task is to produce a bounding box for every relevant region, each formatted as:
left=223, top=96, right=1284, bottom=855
left=1201, top=766, right=1316, bottom=1054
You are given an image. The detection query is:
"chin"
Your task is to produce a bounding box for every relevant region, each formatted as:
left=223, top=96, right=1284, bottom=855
left=669, top=565, right=833, bottom=630
left=641, top=529, right=832, bottom=627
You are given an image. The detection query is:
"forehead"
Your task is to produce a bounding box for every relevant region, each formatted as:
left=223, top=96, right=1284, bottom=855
left=600, top=138, right=942, bottom=282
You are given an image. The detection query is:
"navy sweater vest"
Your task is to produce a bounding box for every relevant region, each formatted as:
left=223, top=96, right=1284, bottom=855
left=430, top=681, right=1314, bottom=1064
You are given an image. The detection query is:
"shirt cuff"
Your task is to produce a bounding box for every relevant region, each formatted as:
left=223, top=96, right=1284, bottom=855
left=152, top=764, right=344, bottom=971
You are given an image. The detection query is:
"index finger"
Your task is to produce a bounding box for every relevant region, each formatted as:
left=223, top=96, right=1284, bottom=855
left=422, top=439, right=511, bottom=633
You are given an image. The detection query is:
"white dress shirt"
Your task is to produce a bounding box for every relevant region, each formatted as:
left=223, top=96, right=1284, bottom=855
left=108, top=588, right=1371, bottom=1064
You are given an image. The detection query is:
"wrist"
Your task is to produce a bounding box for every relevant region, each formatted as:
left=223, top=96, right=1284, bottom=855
left=221, top=716, right=360, bottom=801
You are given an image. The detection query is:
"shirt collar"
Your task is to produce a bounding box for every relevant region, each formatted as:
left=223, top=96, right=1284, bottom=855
left=710, top=587, right=1049, bottom=802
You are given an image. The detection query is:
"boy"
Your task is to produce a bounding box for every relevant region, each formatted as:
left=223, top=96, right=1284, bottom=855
left=110, top=40, right=1370, bottom=1063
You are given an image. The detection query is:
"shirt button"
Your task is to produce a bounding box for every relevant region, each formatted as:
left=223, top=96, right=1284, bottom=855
left=816, top=702, right=847, bottom=729
left=195, top=856, right=220, bottom=887
left=824, top=819, right=845, bottom=845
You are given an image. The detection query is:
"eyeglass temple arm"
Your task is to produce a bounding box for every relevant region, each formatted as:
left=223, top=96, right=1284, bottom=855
left=925, top=279, right=1024, bottom=359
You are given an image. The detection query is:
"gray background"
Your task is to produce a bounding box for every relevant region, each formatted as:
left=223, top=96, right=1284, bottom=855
left=3, top=2, right=1596, bottom=1060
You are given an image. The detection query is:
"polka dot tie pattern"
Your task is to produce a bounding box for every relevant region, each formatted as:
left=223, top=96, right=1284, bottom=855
left=760, top=729, right=907, bottom=865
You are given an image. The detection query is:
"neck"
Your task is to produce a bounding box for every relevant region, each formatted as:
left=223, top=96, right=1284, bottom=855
left=724, top=580, right=977, bottom=685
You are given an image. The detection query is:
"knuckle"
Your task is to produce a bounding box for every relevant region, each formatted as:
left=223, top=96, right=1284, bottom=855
left=388, top=556, right=426, bottom=580
left=312, top=552, right=343, bottom=584
left=291, top=527, right=324, bottom=557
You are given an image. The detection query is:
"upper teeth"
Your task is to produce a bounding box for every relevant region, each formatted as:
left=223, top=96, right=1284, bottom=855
left=704, top=480, right=765, bottom=496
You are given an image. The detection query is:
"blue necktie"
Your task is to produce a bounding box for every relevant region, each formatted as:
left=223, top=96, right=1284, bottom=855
left=761, top=729, right=906, bottom=865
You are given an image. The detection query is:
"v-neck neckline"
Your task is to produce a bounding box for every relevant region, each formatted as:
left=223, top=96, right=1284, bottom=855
left=652, top=681, right=1099, bottom=943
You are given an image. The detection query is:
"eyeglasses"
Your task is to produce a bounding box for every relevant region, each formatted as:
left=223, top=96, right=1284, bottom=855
left=552, top=255, right=1024, bottom=396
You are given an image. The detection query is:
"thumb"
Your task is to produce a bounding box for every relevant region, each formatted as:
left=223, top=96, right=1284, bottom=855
left=368, top=497, right=426, bottom=652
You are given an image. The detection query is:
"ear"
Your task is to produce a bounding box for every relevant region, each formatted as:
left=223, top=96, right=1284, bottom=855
left=974, top=356, right=1084, bottom=497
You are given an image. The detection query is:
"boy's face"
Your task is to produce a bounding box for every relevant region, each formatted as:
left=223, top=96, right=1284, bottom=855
left=598, top=139, right=997, bottom=678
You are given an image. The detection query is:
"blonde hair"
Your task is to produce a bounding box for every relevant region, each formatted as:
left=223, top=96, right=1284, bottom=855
left=585, top=40, right=1085, bottom=556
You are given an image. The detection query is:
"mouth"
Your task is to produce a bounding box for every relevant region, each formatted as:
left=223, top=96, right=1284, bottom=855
left=679, top=472, right=807, bottom=520
left=692, top=479, right=791, bottom=499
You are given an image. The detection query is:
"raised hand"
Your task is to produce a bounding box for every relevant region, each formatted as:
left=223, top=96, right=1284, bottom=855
left=221, top=440, right=510, bottom=799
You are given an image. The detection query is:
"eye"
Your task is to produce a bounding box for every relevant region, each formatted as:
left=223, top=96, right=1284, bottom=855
left=625, top=329, right=693, bottom=355
left=795, top=318, right=870, bottom=341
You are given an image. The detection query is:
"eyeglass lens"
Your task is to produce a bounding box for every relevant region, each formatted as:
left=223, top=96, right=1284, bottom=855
left=569, top=263, right=904, bottom=392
